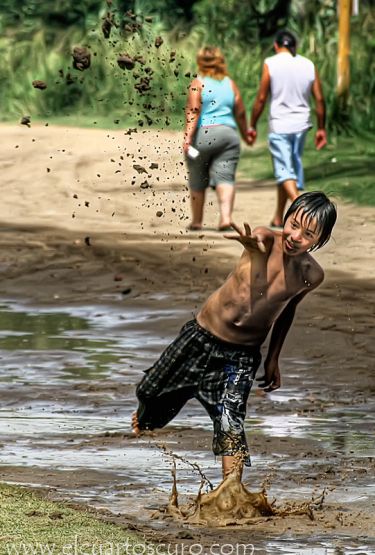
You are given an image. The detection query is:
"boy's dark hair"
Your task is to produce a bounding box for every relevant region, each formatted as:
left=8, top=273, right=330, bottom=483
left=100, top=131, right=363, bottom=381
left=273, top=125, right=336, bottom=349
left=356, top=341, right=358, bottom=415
left=283, top=192, right=337, bottom=251
left=275, top=29, right=297, bottom=56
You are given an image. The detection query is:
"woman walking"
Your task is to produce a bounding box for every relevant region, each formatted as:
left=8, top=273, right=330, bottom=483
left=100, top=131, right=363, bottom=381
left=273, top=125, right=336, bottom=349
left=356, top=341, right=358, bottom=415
left=184, top=46, right=250, bottom=231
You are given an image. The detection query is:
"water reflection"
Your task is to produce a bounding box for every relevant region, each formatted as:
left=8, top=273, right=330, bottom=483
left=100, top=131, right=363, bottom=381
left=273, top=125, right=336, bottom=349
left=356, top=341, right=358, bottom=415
left=0, top=300, right=374, bottom=554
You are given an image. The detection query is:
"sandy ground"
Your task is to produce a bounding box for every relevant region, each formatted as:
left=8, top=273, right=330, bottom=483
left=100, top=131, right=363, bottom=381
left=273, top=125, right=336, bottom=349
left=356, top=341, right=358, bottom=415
left=1, top=124, right=375, bottom=551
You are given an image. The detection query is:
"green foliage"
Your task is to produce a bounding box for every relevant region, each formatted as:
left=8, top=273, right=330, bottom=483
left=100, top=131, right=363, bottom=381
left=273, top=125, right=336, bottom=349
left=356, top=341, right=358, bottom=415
left=0, top=0, right=374, bottom=136
left=0, top=0, right=103, bottom=30
left=193, top=0, right=291, bottom=45
left=238, top=125, right=375, bottom=206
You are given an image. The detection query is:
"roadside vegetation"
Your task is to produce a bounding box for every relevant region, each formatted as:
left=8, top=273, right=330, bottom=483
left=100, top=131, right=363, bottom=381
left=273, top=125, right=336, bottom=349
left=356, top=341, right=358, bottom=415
left=0, top=0, right=374, bottom=205
left=0, top=483, right=144, bottom=555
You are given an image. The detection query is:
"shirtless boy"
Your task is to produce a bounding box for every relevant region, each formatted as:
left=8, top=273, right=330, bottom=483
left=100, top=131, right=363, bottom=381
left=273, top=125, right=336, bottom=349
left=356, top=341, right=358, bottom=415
left=133, top=192, right=337, bottom=478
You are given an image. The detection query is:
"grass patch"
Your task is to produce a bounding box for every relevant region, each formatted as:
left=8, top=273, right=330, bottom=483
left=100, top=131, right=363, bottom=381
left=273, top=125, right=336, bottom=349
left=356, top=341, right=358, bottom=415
left=238, top=126, right=375, bottom=206
left=0, top=483, right=145, bottom=555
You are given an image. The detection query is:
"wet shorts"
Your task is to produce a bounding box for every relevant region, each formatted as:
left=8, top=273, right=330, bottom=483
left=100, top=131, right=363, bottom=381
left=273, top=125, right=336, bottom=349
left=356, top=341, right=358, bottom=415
left=268, top=130, right=308, bottom=190
left=136, top=319, right=261, bottom=466
left=186, top=125, right=240, bottom=191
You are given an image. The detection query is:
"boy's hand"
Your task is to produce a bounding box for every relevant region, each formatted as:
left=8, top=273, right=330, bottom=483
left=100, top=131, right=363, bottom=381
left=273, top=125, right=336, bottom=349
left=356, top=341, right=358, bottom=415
left=257, top=360, right=281, bottom=392
left=224, top=222, right=266, bottom=253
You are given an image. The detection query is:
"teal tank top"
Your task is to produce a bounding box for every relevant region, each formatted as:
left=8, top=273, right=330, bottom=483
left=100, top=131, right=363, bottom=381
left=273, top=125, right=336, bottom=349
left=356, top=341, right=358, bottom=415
left=198, top=76, right=236, bottom=129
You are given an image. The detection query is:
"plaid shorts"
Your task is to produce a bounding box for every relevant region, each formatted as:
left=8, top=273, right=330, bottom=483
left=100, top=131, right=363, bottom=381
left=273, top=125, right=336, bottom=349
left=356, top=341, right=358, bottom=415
left=136, top=319, right=261, bottom=466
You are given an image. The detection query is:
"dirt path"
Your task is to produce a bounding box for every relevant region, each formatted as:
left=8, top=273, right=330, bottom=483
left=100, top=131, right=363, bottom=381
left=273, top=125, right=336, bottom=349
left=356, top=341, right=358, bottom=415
left=1, top=124, right=375, bottom=553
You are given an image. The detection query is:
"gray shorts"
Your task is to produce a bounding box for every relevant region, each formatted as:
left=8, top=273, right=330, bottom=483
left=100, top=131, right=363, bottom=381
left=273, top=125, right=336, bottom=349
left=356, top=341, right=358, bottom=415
left=186, top=125, right=240, bottom=191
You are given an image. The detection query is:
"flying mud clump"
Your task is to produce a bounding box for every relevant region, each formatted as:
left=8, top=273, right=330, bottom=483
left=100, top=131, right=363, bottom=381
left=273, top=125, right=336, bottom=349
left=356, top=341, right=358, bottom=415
left=154, top=36, right=164, bottom=48
left=20, top=116, right=31, bottom=127
left=117, top=54, right=135, bottom=70
left=102, top=11, right=118, bottom=39
left=32, top=80, right=47, bottom=90
left=72, top=47, right=91, bottom=71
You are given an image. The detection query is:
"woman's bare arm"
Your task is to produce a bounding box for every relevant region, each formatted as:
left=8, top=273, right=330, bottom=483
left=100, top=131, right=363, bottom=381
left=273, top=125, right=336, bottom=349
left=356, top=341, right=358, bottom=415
left=231, top=80, right=249, bottom=143
left=184, top=78, right=202, bottom=153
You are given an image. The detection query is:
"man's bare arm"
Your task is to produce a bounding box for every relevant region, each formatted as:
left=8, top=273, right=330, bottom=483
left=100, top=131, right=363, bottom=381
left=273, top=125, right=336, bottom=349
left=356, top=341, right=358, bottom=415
left=248, top=63, right=270, bottom=145
left=311, top=68, right=327, bottom=150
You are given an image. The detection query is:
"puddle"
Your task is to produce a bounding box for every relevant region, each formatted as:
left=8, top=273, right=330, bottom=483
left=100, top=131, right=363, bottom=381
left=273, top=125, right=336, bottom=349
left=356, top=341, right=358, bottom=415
left=249, top=411, right=375, bottom=457
left=0, top=299, right=374, bottom=553
left=262, top=543, right=373, bottom=554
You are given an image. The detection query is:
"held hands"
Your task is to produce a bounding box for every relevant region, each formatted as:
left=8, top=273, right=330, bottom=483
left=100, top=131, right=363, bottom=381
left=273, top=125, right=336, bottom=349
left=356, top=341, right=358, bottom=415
left=257, top=359, right=281, bottom=392
left=224, top=222, right=266, bottom=253
left=247, top=127, right=257, bottom=146
left=315, top=129, right=327, bottom=150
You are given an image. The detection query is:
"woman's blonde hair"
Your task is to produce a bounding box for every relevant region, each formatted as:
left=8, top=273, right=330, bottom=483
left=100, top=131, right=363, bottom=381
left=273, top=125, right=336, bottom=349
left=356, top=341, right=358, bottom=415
left=197, top=46, right=228, bottom=80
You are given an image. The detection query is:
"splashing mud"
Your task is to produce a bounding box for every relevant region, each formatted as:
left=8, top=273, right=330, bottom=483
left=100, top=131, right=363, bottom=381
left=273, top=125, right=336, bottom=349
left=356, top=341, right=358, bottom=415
left=155, top=450, right=329, bottom=527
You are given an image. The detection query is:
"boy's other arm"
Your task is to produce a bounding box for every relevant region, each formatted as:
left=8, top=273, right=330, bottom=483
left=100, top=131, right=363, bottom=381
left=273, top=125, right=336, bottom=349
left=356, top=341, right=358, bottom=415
left=259, top=270, right=324, bottom=392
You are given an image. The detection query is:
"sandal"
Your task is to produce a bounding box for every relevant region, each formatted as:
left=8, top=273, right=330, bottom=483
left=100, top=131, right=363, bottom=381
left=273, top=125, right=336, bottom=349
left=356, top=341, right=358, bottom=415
left=187, top=223, right=203, bottom=231
left=270, top=221, right=283, bottom=229
left=218, top=225, right=233, bottom=232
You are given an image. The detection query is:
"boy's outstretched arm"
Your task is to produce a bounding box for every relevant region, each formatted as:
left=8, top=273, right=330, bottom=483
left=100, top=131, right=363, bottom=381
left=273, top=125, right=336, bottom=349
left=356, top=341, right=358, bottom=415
left=225, top=223, right=274, bottom=254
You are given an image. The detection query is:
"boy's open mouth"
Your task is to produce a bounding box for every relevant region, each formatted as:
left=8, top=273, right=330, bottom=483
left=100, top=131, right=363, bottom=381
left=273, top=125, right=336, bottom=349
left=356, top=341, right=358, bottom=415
left=285, top=240, right=297, bottom=253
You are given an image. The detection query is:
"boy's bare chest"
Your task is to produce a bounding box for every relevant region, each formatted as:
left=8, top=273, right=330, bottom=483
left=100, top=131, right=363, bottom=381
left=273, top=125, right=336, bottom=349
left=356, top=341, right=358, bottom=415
left=236, top=256, right=303, bottom=301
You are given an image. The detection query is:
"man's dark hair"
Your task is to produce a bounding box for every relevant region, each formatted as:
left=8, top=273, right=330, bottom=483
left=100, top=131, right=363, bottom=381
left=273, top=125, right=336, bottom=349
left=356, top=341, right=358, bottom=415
left=275, top=29, right=297, bottom=56
left=283, top=192, right=337, bottom=251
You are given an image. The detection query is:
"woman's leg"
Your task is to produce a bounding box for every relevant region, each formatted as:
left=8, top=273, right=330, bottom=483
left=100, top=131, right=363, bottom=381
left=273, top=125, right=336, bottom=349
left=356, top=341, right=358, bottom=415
left=189, top=189, right=206, bottom=229
left=209, top=127, right=240, bottom=230
left=215, top=183, right=235, bottom=229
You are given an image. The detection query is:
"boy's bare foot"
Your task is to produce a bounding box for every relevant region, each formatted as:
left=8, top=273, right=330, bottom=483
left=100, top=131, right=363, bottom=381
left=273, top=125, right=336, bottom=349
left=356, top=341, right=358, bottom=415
left=132, top=411, right=141, bottom=435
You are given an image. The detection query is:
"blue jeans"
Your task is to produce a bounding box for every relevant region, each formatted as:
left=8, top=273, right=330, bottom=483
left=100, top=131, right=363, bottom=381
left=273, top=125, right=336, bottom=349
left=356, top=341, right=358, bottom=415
left=268, top=130, right=308, bottom=190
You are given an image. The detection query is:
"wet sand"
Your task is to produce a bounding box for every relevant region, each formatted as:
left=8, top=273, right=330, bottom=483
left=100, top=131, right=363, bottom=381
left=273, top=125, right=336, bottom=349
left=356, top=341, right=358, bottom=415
left=0, top=124, right=375, bottom=553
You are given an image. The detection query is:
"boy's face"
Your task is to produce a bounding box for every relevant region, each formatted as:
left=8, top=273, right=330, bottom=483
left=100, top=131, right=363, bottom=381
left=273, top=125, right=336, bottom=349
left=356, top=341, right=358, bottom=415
left=282, top=209, right=320, bottom=256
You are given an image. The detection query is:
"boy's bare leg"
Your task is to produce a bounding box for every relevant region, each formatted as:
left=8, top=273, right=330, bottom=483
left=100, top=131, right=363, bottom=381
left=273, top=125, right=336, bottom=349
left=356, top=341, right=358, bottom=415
left=189, top=189, right=205, bottom=229
left=216, top=183, right=235, bottom=228
left=131, top=411, right=141, bottom=435
left=272, top=179, right=299, bottom=226
left=222, top=455, right=243, bottom=479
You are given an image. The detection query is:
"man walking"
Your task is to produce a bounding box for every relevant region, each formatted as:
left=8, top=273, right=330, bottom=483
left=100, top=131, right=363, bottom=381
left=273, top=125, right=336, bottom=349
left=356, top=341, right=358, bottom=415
left=248, top=30, right=327, bottom=227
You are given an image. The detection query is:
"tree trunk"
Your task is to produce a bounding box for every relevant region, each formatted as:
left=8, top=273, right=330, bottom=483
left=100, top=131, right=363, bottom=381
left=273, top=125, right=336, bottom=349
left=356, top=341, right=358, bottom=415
left=337, top=0, right=351, bottom=100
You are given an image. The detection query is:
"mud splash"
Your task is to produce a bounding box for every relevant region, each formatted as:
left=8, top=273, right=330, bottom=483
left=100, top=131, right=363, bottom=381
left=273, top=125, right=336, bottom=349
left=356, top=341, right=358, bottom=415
left=155, top=451, right=329, bottom=527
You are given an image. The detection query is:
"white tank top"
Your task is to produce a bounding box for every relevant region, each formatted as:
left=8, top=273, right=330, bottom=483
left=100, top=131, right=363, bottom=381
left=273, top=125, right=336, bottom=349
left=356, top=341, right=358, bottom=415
left=265, top=52, right=315, bottom=134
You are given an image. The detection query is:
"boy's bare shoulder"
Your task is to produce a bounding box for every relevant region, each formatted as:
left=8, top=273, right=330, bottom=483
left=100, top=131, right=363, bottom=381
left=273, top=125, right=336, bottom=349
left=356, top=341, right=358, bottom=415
left=303, top=253, right=325, bottom=287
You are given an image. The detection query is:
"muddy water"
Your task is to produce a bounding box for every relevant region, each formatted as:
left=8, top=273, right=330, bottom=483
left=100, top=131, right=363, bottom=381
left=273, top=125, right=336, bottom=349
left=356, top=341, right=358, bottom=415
left=0, top=299, right=374, bottom=554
